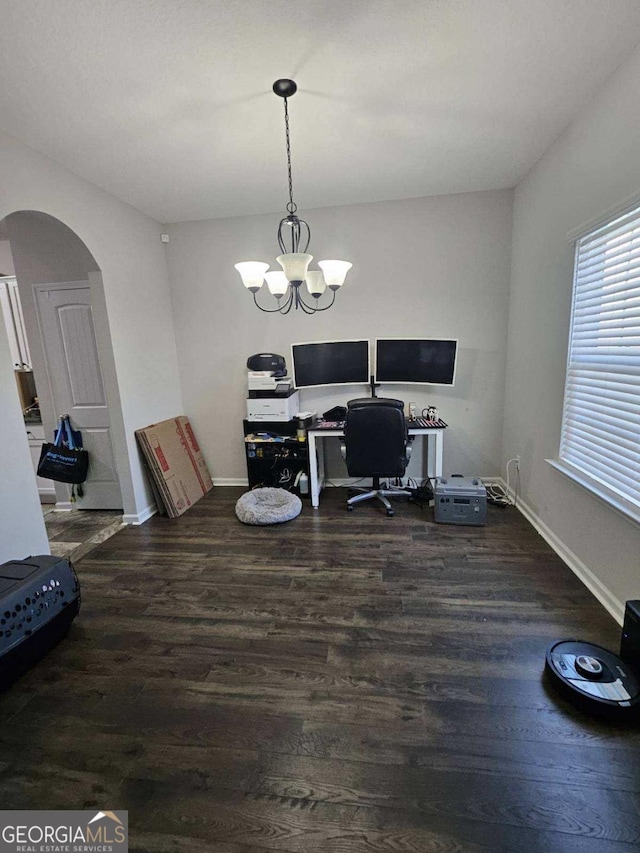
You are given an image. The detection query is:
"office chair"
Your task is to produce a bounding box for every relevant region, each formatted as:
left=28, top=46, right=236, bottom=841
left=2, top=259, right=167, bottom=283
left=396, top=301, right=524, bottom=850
left=341, top=397, right=412, bottom=516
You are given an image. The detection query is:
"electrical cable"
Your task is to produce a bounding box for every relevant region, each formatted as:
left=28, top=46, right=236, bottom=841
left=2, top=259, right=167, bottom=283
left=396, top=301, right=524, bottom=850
left=484, top=458, right=520, bottom=507
left=386, top=475, right=433, bottom=508
left=325, top=476, right=368, bottom=488
left=278, top=466, right=292, bottom=485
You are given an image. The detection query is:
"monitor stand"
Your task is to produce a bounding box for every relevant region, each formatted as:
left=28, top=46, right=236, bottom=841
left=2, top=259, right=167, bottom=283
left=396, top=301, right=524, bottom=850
left=369, top=374, right=380, bottom=398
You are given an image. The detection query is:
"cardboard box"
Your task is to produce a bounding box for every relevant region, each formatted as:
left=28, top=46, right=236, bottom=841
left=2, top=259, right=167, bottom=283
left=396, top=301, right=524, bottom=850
left=135, top=416, right=212, bottom=518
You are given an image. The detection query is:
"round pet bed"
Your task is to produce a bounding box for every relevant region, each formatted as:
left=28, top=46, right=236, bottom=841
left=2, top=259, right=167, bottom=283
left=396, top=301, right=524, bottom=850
left=235, top=487, right=302, bottom=525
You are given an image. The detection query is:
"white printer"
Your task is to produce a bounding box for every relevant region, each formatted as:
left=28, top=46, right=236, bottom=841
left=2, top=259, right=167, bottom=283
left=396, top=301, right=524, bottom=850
left=247, top=372, right=294, bottom=395
left=245, top=352, right=299, bottom=421
left=246, top=390, right=300, bottom=422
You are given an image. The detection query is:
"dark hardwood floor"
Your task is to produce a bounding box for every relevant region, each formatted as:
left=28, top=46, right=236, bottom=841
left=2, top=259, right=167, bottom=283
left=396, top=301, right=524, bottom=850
left=1, top=487, right=639, bottom=851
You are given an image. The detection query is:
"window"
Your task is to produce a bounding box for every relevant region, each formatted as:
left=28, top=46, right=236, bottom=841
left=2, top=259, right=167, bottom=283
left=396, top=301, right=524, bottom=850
left=559, top=203, right=640, bottom=520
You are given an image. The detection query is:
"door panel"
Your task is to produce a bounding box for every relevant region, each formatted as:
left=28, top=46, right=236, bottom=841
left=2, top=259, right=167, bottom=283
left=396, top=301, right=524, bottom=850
left=80, top=428, right=119, bottom=483
left=35, top=283, right=122, bottom=509
left=58, top=304, right=106, bottom=407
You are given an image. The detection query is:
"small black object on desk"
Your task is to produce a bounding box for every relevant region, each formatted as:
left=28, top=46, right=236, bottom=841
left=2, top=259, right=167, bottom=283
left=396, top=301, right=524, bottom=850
left=322, top=405, right=347, bottom=421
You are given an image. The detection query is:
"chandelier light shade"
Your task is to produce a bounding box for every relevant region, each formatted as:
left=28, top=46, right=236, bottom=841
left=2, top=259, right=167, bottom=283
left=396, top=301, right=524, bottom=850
left=234, top=261, right=270, bottom=293
left=318, top=259, right=353, bottom=288
left=305, top=270, right=326, bottom=298
left=234, top=79, right=352, bottom=314
left=276, top=252, right=313, bottom=284
left=264, top=271, right=289, bottom=296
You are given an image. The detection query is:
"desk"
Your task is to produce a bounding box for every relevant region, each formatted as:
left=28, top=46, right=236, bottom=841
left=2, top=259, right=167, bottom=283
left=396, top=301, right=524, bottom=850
left=307, top=423, right=445, bottom=509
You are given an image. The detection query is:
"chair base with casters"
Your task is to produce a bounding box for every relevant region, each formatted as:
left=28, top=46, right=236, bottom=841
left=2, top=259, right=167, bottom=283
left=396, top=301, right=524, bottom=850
left=347, top=475, right=412, bottom=517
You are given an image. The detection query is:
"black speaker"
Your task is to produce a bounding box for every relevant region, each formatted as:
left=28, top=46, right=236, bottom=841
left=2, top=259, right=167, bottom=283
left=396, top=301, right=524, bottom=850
left=0, top=555, right=80, bottom=687
left=246, top=353, right=286, bottom=376
left=621, top=600, right=640, bottom=668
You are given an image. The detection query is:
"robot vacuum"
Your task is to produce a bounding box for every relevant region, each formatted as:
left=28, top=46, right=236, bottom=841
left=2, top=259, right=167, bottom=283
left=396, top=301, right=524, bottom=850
left=545, top=600, right=640, bottom=721
left=545, top=639, right=640, bottom=720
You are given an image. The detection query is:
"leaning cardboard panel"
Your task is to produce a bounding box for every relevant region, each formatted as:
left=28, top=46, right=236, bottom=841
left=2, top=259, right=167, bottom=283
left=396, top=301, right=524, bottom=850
left=135, top=417, right=212, bottom=518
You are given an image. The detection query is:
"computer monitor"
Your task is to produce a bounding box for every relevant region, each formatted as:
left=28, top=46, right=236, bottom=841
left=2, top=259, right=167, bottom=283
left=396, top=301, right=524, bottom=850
left=291, top=339, right=371, bottom=389
left=374, top=338, right=457, bottom=385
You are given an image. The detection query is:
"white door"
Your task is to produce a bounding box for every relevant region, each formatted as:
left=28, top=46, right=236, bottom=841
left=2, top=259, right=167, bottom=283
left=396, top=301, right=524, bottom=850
left=34, top=281, right=123, bottom=509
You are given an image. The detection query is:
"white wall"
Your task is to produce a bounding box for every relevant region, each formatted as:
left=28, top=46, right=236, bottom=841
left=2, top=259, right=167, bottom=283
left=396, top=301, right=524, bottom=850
left=0, top=128, right=183, bottom=559
left=0, top=240, right=15, bottom=275
left=165, top=189, right=513, bottom=484
left=503, top=46, right=640, bottom=620
left=0, top=317, right=49, bottom=558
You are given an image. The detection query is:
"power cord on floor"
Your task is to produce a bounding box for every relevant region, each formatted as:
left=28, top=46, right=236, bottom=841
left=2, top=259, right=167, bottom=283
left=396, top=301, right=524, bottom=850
left=388, top=476, right=433, bottom=508
left=484, top=458, right=520, bottom=507
left=410, top=478, right=434, bottom=505
left=327, top=477, right=368, bottom=488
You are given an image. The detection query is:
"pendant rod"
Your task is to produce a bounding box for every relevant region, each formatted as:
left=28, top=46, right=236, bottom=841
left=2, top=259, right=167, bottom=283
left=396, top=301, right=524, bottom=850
left=283, top=97, right=296, bottom=215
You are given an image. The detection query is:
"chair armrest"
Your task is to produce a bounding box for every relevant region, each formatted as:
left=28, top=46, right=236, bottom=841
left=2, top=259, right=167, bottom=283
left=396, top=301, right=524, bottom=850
left=340, top=441, right=347, bottom=462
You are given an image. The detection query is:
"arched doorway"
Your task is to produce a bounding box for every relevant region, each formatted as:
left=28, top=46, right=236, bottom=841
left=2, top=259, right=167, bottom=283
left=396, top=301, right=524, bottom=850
left=0, top=211, right=129, bottom=557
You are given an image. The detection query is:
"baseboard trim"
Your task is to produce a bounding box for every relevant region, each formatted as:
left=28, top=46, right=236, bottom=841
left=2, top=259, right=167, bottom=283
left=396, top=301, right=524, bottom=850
left=123, top=504, right=157, bottom=526
left=53, top=502, right=74, bottom=512
left=500, top=479, right=625, bottom=626
left=212, top=478, right=249, bottom=487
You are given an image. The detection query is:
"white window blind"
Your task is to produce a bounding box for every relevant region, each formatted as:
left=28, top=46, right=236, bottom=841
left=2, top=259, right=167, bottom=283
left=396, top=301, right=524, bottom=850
left=560, top=204, right=640, bottom=513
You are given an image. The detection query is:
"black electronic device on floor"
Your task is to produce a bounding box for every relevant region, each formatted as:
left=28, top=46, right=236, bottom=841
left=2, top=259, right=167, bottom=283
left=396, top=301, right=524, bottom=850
left=0, top=555, right=80, bottom=687
left=621, top=599, right=640, bottom=667
left=545, top=601, right=640, bottom=721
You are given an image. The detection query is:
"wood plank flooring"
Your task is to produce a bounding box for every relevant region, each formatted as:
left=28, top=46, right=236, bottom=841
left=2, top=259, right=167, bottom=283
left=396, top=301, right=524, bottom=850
left=1, top=487, right=639, bottom=852
left=44, top=506, right=124, bottom=561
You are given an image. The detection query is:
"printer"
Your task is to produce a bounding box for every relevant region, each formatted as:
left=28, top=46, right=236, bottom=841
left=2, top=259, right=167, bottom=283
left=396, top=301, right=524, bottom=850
left=247, top=372, right=294, bottom=396
left=246, top=390, right=300, bottom=422
left=245, top=352, right=299, bottom=421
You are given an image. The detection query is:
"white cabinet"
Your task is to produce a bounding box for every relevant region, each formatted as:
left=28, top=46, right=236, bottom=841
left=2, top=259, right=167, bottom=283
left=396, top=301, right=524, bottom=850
left=0, top=277, right=31, bottom=369
left=26, top=424, right=56, bottom=502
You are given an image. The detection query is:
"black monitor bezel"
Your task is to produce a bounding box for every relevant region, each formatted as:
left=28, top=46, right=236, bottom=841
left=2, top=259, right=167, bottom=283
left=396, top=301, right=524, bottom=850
left=374, top=337, right=458, bottom=386
left=291, top=339, right=371, bottom=390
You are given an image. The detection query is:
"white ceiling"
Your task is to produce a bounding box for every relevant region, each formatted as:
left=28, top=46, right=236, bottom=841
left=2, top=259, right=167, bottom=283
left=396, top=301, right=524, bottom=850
left=1, top=0, right=640, bottom=224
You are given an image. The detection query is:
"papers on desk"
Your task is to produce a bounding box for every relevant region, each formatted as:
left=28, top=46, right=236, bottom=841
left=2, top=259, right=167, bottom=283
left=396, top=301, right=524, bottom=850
left=408, top=417, right=448, bottom=428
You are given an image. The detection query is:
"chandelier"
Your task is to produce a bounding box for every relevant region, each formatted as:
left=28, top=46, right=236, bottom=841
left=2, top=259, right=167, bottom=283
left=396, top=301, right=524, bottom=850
left=234, top=79, right=352, bottom=314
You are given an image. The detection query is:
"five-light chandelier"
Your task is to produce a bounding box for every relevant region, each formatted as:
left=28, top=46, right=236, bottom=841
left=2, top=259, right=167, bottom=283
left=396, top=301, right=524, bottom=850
left=234, top=79, right=352, bottom=314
